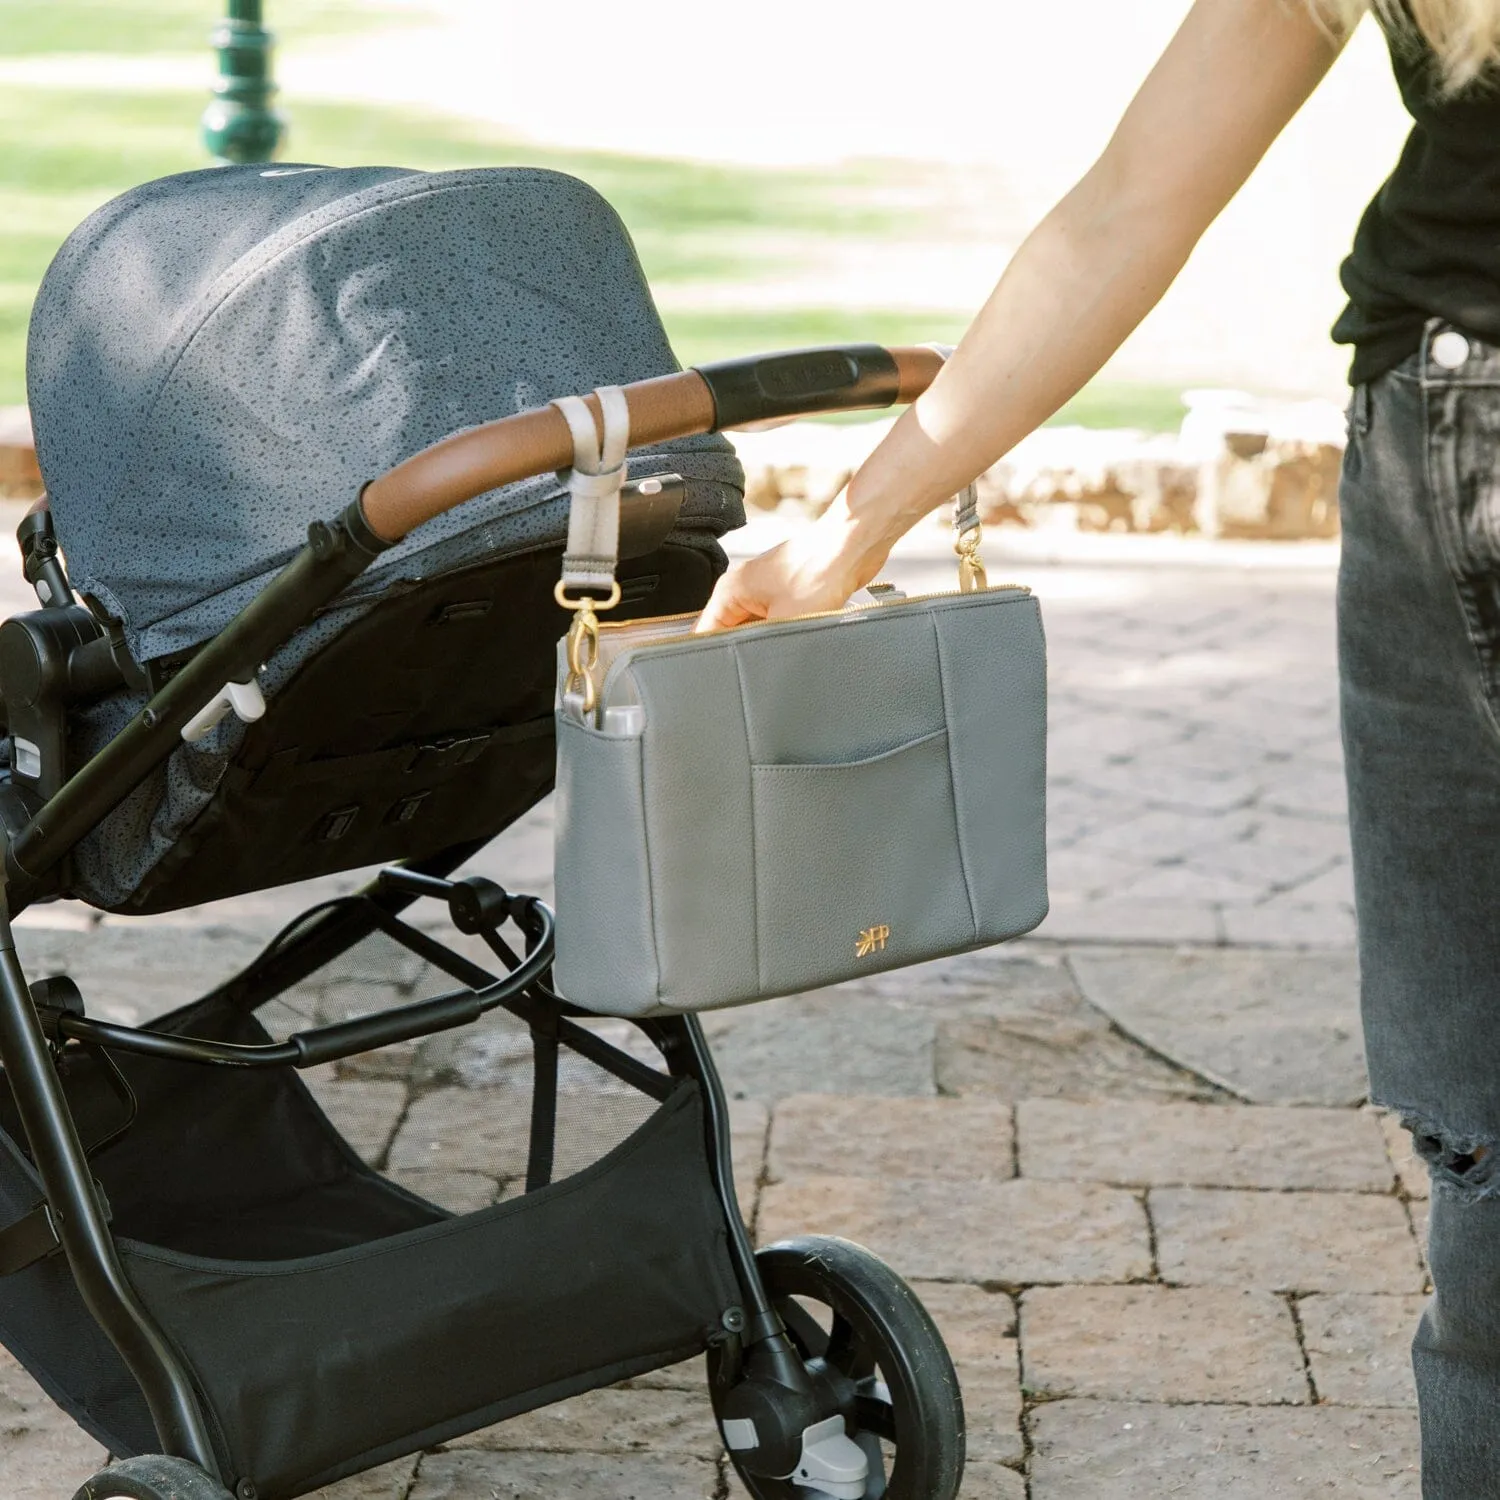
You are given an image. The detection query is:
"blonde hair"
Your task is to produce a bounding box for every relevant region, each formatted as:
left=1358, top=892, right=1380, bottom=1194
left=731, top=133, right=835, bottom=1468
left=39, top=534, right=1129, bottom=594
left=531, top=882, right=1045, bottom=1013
left=1307, top=0, right=1500, bottom=89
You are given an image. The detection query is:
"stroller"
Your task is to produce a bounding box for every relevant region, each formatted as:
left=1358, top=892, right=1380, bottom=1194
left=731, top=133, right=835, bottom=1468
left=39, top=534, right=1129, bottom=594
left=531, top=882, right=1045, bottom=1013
left=0, top=165, right=966, bottom=1500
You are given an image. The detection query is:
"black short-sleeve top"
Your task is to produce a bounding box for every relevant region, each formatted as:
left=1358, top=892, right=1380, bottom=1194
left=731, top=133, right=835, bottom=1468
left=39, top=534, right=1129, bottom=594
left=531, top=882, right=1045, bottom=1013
left=1334, top=23, right=1500, bottom=383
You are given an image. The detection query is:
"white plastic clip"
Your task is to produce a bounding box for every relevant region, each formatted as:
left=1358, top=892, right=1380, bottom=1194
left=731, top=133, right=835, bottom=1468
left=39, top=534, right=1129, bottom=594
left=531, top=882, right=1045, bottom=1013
left=786, top=1416, right=868, bottom=1499
left=181, top=678, right=267, bottom=744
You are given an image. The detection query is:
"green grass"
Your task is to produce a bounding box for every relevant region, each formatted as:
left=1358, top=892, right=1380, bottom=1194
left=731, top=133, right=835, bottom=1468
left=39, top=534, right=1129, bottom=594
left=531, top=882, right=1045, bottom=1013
left=1050, top=381, right=1186, bottom=431
left=662, top=309, right=975, bottom=371
left=0, top=66, right=1188, bottom=431
left=0, top=87, right=943, bottom=405
left=0, top=0, right=414, bottom=56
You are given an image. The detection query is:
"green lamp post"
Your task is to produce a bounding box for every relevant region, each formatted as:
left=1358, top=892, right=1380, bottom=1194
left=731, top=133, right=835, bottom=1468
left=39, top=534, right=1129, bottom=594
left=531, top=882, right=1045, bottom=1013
left=201, top=0, right=286, bottom=164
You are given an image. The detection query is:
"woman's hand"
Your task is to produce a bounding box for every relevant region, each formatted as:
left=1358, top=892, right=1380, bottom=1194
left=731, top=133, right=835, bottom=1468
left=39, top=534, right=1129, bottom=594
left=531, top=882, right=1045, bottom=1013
left=696, top=491, right=899, bottom=631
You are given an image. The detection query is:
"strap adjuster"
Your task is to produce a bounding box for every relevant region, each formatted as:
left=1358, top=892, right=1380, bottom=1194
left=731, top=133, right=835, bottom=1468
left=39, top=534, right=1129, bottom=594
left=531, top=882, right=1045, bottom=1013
left=0, top=1203, right=61, bottom=1278
left=0, top=1181, right=111, bottom=1278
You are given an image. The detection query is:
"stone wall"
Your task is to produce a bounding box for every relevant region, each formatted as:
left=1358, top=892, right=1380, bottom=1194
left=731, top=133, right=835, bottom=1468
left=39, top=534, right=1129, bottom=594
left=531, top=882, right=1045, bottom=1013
left=732, top=392, right=1348, bottom=542
left=0, top=408, right=41, bottom=502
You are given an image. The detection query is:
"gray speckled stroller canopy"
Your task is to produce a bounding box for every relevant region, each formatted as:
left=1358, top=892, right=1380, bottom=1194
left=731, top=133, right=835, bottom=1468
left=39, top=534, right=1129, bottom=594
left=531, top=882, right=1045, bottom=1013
left=23, top=164, right=743, bottom=911
left=28, top=163, right=742, bottom=665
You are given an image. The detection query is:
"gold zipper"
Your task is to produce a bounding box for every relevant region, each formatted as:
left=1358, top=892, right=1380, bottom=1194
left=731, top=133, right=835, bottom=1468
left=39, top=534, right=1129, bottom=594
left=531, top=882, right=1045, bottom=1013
left=594, top=609, right=701, bottom=637
left=570, top=513, right=1027, bottom=710
left=593, top=582, right=1032, bottom=643
left=578, top=583, right=1033, bottom=707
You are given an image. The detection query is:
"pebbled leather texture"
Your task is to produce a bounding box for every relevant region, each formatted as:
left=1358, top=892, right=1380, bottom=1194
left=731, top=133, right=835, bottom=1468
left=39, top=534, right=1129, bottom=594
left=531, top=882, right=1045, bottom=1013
left=552, top=589, right=1048, bottom=1016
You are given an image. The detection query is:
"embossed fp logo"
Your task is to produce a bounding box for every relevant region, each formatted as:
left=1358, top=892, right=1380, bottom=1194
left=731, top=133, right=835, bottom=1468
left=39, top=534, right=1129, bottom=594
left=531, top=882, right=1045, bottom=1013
left=857, top=925, right=891, bottom=958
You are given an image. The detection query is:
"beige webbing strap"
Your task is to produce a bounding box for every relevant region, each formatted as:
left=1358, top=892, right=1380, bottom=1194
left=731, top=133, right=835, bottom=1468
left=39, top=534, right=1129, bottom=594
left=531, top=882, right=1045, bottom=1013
left=554, top=385, right=630, bottom=603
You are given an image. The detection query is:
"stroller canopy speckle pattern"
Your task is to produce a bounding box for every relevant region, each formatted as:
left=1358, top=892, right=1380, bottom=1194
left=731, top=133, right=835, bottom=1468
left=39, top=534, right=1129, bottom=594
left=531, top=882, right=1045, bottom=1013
left=27, top=164, right=742, bottom=664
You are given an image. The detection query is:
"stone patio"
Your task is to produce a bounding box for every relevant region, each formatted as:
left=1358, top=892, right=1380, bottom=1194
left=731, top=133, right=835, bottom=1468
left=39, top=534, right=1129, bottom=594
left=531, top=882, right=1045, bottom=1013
left=1, top=554, right=1427, bottom=1497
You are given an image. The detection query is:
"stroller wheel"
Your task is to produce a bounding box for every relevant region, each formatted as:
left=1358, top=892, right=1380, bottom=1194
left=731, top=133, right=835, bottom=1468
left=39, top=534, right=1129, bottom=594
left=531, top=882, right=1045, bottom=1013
left=72, top=1455, right=236, bottom=1500
left=712, top=1235, right=965, bottom=1500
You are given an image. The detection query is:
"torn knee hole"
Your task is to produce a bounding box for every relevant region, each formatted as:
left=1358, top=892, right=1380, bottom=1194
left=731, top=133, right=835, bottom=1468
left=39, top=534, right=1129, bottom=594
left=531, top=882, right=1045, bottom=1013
left=1410, top=1121, right=1499, bottom=1193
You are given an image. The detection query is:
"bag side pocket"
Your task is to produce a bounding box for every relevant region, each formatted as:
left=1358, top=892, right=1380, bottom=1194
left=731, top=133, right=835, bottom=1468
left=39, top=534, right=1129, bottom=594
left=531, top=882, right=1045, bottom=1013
left=553, top=714, right=659, bottom=1017
left=935, top=597, right=1050, bottom=943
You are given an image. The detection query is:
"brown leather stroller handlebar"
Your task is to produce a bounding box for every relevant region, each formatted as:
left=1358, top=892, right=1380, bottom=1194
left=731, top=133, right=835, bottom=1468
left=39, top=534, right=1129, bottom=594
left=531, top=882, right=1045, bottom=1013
left=359, top=343, right=946, bottom=544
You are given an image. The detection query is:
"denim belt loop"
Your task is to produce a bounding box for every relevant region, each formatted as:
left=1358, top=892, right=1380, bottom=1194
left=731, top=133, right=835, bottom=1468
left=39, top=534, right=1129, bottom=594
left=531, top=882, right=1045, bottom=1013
left=1422, top=315, right=1444, bottom=367
left=1350, top=381, right=1373, bottom=437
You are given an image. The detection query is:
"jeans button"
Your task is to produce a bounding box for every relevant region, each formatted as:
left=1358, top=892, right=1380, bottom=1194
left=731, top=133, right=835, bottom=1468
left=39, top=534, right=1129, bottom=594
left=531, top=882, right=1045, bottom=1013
left=1432, top=329, right=1472, bottom=369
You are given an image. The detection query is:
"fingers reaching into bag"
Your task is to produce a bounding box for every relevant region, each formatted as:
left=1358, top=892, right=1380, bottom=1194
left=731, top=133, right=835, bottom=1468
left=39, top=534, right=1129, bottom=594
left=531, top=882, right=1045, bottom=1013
left=696, top=498, right=895, bottom=633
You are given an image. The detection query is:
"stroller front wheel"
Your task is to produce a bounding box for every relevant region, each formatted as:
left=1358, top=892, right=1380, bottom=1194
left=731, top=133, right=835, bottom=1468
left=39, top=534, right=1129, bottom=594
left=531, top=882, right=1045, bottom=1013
left=711, top=1235, right=966, bottom=1500
left=72, top=1455, right=236, bottom=1500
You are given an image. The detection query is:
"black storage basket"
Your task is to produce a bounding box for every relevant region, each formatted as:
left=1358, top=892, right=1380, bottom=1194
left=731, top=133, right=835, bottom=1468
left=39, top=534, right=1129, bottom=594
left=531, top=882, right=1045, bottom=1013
left=0, top=937, right=740, bottom=1498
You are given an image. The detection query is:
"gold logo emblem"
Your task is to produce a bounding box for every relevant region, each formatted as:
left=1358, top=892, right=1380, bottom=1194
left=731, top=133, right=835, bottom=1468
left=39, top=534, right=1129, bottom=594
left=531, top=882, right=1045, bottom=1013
left=857, top=925, right=891, bottom=958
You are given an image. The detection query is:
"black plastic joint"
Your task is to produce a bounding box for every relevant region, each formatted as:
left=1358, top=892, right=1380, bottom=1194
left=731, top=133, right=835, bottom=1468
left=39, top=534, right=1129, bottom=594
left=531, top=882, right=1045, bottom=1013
left=745, top=1308, right=791, bottom=1349
left=307, top=504, right=392, bottom=574
left=448, top=876, right=512, bottom=935
left=695, top=344, right=900, bottom=430
left=30, top=975, right=84, bottom=1041
left=342, top=494, right=396, bottom=558
left=305, top=519, right=344, bottom=562
left=507, top=892, right=552, bottom=940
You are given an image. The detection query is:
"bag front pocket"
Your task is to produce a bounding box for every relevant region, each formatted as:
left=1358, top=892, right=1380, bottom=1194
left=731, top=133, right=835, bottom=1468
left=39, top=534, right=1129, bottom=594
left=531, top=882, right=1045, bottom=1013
left=750, top=729, right=975, bottom=997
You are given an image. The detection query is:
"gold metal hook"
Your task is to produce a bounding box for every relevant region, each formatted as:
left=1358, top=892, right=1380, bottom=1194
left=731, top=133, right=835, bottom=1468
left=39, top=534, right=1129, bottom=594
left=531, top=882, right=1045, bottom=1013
left=955, top=524, right=988, bottom=594
left=563, top=602, right=602, bottom=716
left=555, top=579, right=620, bottom=717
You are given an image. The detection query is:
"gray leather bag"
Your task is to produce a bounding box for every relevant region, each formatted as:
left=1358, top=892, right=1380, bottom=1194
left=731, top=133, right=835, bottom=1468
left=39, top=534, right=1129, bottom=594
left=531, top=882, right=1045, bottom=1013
left=550, top=390, right=1048, bottom=1018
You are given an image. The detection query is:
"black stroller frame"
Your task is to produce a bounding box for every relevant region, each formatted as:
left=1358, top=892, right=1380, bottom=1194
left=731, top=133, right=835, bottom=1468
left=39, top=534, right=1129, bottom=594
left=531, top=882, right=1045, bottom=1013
left=0, top=346, right=966, bottom=1500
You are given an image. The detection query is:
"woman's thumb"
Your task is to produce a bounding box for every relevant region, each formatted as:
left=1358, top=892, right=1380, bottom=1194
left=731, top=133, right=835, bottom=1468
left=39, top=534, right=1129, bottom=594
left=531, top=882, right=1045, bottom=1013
left=696, top=568, right=758, bottom=633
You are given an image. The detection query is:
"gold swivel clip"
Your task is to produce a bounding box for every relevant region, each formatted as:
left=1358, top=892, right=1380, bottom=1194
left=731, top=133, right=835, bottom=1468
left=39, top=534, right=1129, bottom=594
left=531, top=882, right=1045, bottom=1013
left=556, top=578, right=622, bottom=716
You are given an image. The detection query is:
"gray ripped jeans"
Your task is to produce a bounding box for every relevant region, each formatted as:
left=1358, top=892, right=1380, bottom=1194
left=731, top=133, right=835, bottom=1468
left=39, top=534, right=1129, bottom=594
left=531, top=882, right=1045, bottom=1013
left=1342, top=320, right=1500, bottom=1496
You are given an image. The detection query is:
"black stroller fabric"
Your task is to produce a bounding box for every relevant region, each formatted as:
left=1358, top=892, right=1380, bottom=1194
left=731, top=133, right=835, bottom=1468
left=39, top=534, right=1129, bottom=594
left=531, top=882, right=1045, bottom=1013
left=71, top=541, right=716, bottom=913
left=0, top=980, right=740, bottom=1497
left=23, top=165, right=745, bottom=909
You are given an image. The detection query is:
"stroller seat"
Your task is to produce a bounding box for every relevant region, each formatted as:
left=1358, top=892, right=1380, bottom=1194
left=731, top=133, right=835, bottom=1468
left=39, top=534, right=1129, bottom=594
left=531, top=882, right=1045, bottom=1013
left=20, top=163, right=743, bottom=912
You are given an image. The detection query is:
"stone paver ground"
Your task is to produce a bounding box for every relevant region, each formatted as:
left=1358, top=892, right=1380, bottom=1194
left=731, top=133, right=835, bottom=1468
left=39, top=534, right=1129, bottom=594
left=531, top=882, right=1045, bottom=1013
left=1, top=559, right=1428, bottom=1495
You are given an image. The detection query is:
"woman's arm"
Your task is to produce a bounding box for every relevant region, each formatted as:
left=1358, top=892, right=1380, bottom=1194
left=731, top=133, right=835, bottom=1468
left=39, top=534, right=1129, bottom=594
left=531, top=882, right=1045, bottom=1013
left=699, top=0, right=1347, bottom=629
